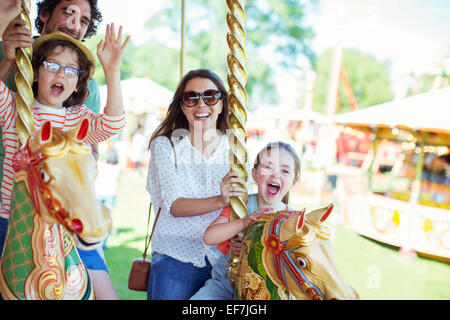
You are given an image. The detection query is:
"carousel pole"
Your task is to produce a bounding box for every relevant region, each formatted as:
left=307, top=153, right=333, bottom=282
left=399, top=134, right=425, bottom=257
left=180, top=0, right=185, bottom=79
left=15, top=0, right=34, bottom=145
left=225, top=0, right=248, bottom=283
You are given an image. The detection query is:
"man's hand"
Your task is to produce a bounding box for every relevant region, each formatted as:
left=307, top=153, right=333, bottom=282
left=0, top=13, right=33, bottom=82
left=0, top=0, right=21, bottom=37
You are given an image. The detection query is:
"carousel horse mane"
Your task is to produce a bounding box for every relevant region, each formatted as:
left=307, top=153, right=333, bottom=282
left=0, top=119, right=111, bottom=300
left=235, top=204, right=359, bottom=300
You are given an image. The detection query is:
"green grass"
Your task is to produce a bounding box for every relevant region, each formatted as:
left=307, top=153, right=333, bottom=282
left=331, top=224, right=450, bottom=299
left=103, top=169, right=149, bottom=300
left=104, top=170, right=450, bottom=300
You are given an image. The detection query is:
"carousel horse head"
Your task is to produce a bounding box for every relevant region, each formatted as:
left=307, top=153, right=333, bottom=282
left=13, top=119, right=112, bottom=249
left=261, top=204, right=358, bottom=300
left=236, top=204, right=358, bottom=300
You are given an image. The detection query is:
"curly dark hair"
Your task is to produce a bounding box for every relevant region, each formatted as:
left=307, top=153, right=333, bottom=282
left=32, top=39, right=94, bottom=107
left=35, top=0, right=102, bottom=39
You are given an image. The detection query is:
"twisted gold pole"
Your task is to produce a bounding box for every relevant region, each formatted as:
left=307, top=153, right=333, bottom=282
left=15, top=0, right=34, bottom=146
left=225, top=0, right=247, bottom=283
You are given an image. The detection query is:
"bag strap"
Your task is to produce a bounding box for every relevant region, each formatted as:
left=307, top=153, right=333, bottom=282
left=141, top=135, right=173, bottom=259
left=142, top=202, right=161, bottom=260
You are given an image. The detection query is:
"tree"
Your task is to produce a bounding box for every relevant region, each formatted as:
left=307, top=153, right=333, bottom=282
left=312, top=49, right=394, bottom=114
left=143, top=0, right=317, bottom=109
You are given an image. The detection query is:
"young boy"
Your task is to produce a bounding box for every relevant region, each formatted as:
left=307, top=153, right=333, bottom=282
left=0, top=24, right=129, bottom=299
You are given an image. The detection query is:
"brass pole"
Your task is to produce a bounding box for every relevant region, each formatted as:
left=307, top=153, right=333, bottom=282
left=325, top=46, right=342, bottom=116
left=225, top=0, right=247, bottom=283
left=15, top=0, right=34, bottom=146
left=180, top=0, right=185, bottom=79
left=410, top=137, right=425, bottom=204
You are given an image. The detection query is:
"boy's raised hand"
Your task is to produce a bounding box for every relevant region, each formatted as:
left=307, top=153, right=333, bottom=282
left=97, top=23, right=130, bottom=74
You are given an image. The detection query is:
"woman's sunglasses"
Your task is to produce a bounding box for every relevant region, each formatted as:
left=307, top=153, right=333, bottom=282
left=182, top=89, right=222, bottom=107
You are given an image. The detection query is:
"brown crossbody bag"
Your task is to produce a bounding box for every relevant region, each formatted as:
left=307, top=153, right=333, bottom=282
left=127, top=202, right=161, bottom=291
left=128, top=136, right=174, bottom=291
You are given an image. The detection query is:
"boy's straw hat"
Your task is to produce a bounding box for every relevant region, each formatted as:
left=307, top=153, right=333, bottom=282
left=32, top=31, right=96, bottom=78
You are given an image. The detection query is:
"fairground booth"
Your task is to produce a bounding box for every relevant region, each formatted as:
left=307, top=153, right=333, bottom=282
left=332, top=87, right=450, bottom=262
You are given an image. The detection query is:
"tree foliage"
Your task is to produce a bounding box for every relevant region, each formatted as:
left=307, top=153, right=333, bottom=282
left=139, top=0, right=317, bottom=109
left=312, top=49, right=394, bottom=114
left=84, top=2, right=396, bottom=115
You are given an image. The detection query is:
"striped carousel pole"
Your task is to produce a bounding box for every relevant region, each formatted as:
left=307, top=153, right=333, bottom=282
left=225, top=0, right=248, bottom=283
left=15, top=0, right=34, bottom=146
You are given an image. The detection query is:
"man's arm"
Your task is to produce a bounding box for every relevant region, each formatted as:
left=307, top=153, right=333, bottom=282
left=84, top=77, right=102, bottom=161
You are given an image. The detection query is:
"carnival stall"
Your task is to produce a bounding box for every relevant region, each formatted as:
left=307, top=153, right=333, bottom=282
left=332, top=87, right=450, bottom=261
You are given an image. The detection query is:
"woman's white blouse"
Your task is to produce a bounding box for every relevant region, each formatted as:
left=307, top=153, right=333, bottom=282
left=146, top=134, right=253, bottom=268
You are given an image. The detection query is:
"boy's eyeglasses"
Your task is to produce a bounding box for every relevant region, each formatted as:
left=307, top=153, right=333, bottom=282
left=182, top=89, right=222, bottom=107
left=42, top=61, right=82, bottom=78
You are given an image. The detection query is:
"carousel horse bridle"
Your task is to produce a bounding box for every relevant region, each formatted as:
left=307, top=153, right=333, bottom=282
left=12, top=131, right=85, bottom=235
left=265, top=210, right=332, bottom=300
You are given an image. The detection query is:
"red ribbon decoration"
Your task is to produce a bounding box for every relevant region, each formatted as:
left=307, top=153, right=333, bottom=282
left=266, top=233, right=284, bottom=255
left=12, top=142, right=75, bottom=232
left=12, top=145, right=47, bottom=217
left=266, top=212, right=326, bottom=300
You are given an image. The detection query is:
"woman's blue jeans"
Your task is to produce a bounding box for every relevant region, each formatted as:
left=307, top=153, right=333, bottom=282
left=147, top=252, right=212, bottom=300
left=0, top=217, right=8, bottom=257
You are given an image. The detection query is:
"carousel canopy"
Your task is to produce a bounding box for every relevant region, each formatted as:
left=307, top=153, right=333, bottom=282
left=332, top=87, right=450, bottom=135
left=255, top=106, right=326, bottom=122
left=99, top=77, right=173, bottom=115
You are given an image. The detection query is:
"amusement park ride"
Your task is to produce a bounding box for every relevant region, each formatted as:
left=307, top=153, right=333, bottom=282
left=0, top=0, right=358, bottom=299
left=325, top=35, right=450, bottom=264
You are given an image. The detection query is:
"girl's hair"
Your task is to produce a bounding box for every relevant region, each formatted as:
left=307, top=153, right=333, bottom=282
left=253, top=141, right=301, bottom=204
left=32, top=39, right=93, bottom=107
left=35, top=0, right=103, bottom=39
left=149, top=69, right=229, bottom=148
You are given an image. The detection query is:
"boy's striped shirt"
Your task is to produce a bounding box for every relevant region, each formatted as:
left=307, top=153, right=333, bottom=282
left=0, top=81, right=125, bottom=218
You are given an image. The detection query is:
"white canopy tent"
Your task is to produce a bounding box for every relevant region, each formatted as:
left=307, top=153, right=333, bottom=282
left=99, top=77, right=173, bottom=115
left=255, top=106, right=326, bottom=123
left=332, top=87, right=450, bottom=135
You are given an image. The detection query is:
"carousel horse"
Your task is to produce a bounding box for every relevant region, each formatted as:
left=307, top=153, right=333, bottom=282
left=234, top=204, right=359, bottom=300
left=0, top=119, right=112, bottom=300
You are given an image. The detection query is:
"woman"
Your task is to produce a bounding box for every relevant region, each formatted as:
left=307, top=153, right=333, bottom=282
left=145, top=69, right=252, bottom=300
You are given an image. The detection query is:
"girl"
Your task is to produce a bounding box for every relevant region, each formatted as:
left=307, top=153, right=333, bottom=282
left=191, top=141, right=301, bottom=300
left=0, top=24, right=130, bottom=299
left=146, top=69, right=253, bottom=300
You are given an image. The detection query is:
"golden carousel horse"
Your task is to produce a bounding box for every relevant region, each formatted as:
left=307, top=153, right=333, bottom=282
left=0, top=119, right=111, bottom=300
left=234, top=204, right=359, bottom=300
